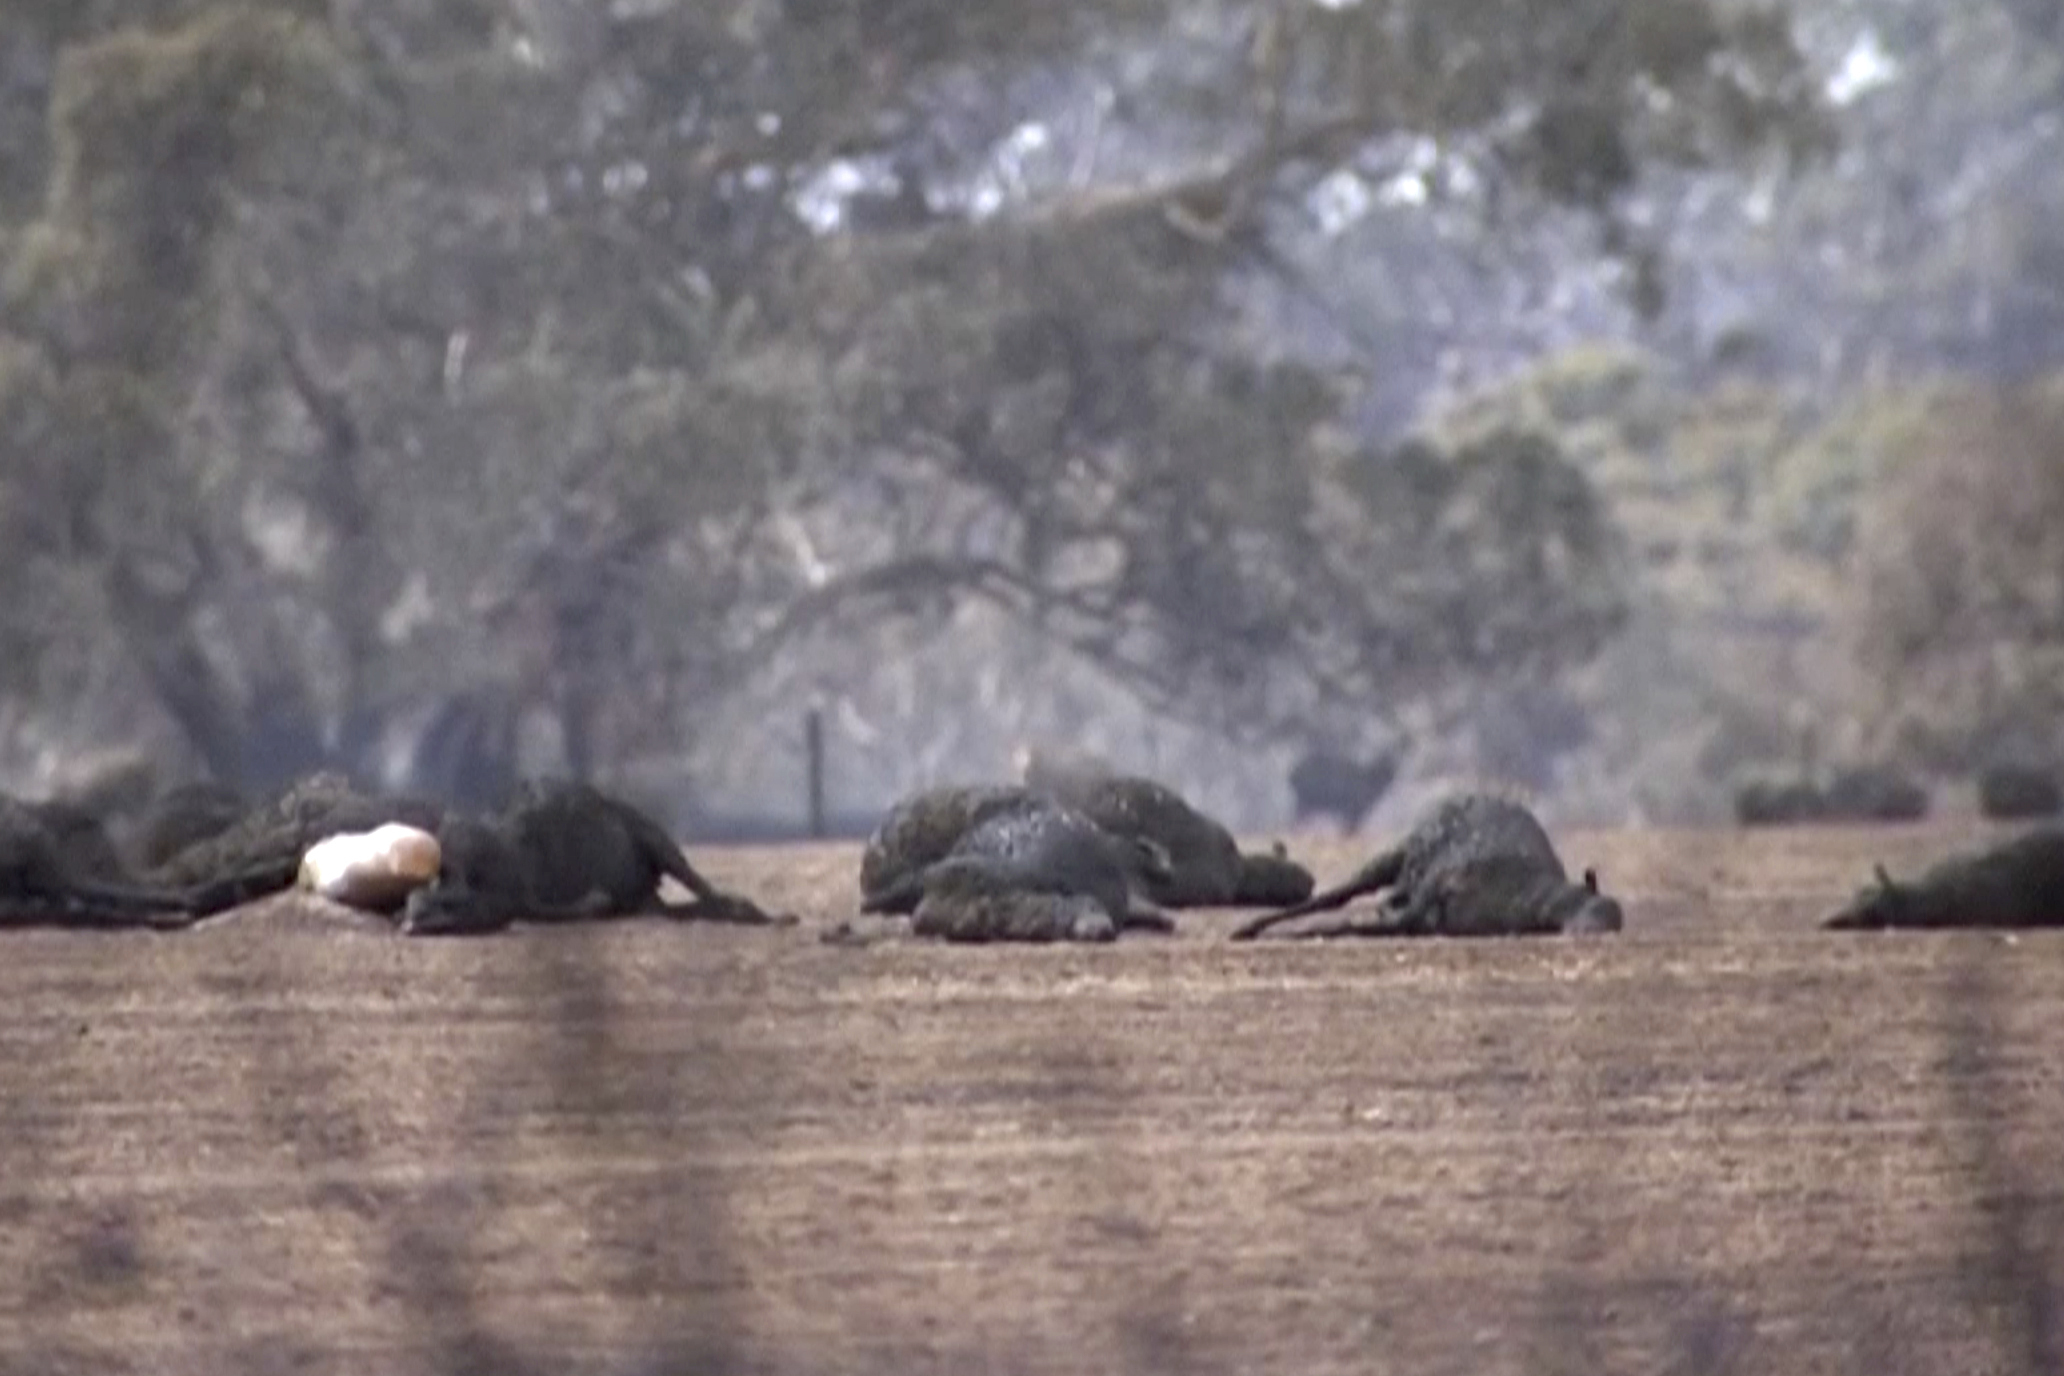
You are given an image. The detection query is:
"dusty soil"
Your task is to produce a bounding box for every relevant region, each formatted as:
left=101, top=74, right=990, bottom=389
left=2, top=821, right=2062, bottom=1375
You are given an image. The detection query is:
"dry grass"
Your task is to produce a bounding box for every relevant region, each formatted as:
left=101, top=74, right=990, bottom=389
left=1, top=822, right=2061, bottom=1375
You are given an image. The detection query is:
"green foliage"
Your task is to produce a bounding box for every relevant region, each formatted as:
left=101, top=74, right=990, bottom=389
left=0, top=0, right=1833, bottom=788
left=1294, top=0, right=1829, bottom=208
left=780, top=0, right=1174, bottom=70
left=0, top=335, right=61, bottom=563
left=7, top=8, right=351, bottom=373
left=1427, top=342, right=2064, bottom=810
left=1851, top=375, right=2064, bottom=766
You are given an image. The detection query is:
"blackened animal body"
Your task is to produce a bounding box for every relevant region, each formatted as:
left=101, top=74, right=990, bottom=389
left=402, top=779, right=789, bottom=935
left=1235, top=843, right=1322, bottom=908
left=133, top=780, right=248, bottom=871
left=1027, top=771, right=1315, bottom=908
left=841, top=798, right=1176, bottom=944
left=0, top=796, right=196, bottom=926
left=1823, top=827, right=2064, bottom=930
left=146, top=771, right=443, bottom=916
left=1230, top=792, right=1623, bottom=940
left=1977, top=764, right=2062, bottom=821
left=911, top=875, right=1124, bottom=944
left=403, top=814, right=529, bottom=931
left=858, top=784, right=1041, bottom=914
left=1289, top=749, right=1398, bottom=833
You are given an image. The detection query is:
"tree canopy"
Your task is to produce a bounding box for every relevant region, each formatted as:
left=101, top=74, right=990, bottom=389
left=0, top=0, right=1833, bottom=803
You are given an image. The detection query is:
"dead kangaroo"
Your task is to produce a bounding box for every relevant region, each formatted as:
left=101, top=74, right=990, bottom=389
left=144, top=771, right=445, bottom=917
left=1230, top=792, right=1624, bottom=940
left=1023, top=770, right=1315, bottom=908
left=1823, top=826, right=2064, bottom=930
left=401, top=779, right=792, bottom=935
left=858, top=784, right=1045, bottom=914
left=832, top=796, right=1176, bottom=944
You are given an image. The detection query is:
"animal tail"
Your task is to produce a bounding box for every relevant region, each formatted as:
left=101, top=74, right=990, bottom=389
left=0, top=880, right=199, bottom=929
left=658, top=894, right=798, bottom=927
left=181, top=858, right=303, bottom=917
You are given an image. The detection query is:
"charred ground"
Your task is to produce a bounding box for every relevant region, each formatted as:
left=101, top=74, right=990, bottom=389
left=0, top=821, right=2059, bottom=1376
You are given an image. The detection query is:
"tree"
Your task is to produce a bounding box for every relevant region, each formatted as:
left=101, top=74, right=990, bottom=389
left=1852, top=378, right=2064, bottom=768
left=0, top=0, right=1829, bottom=793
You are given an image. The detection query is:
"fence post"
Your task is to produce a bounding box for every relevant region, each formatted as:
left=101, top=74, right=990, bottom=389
left=805, top=708, right=826, bottom=840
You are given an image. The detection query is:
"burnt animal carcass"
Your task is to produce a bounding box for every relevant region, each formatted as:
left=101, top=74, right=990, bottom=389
left=1231, top=792, right=1623, bottom=940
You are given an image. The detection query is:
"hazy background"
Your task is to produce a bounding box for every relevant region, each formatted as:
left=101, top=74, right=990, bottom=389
left=2, top=0, right=2059, bottom=834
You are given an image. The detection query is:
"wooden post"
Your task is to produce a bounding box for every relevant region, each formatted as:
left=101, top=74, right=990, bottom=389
left=805, top=708, right=826, bottom=839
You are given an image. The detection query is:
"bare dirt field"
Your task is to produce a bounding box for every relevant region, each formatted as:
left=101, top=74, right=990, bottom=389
left=2, top=821, right=2062, bottom=1376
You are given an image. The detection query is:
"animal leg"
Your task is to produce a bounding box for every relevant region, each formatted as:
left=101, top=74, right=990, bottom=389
left=1120, top=903, right=1178, bottom=935
left=1228, top=844, right=1405, bottom=939
left=608, top=796, right=733, bottom=904
left=1236, top=888, right=1418, bottom=940
left=658, top=892, right=799, bottom=927
left=0, top=893, right=191, bottom=931
left=859, top=871, right=926, bottom=915
left=1243, top=907, right=1417, bottom=940
left=61, top=878, right=201, bottom=919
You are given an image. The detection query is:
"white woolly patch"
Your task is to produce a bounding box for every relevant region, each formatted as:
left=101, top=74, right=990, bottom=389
left=298, top=824, right=442, bottom=912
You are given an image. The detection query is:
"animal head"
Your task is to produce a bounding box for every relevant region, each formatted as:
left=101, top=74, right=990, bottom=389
left=1825, top=863, right=1909, bottom=929
left=1560, top=866, right=1625, bottom=933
